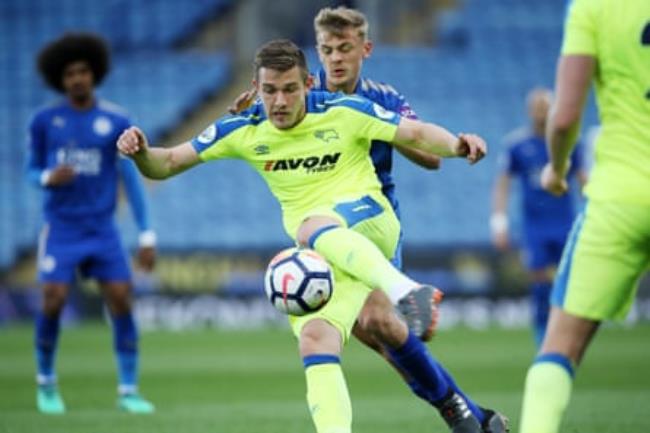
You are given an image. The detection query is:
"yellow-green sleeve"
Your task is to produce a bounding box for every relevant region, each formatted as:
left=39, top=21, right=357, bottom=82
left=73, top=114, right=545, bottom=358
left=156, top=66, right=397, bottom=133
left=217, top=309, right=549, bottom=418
left=342, top=105, right=399, bottom=145
left=191, top=122, right=246, bottom=162
left=562, top=0, right=600, bottom=55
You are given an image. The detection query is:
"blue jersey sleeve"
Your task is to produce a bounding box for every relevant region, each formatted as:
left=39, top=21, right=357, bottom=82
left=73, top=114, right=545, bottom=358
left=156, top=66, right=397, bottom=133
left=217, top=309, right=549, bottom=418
left=569, top=141, right=585, bottom=174
left=26, top=112, right=49, bottom=187
left=119, top=157, right=151, bottom=231
left=497, top=146, right=518, bottom=175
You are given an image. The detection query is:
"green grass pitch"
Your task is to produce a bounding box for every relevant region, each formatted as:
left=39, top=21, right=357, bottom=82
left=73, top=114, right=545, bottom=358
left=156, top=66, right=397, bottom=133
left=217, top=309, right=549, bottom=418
left=1, top=323, right=649, bottom=432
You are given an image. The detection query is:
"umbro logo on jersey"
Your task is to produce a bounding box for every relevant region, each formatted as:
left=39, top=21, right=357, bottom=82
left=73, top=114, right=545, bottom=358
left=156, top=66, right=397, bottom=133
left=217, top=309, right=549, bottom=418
left=264, top=152, right=341, bottom=173
left=314, top=129, right=339, bottom=143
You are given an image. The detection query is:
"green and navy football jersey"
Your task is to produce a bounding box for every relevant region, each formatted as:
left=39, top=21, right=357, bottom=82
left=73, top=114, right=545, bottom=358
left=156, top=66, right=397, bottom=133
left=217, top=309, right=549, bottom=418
left=191, top=91, right=400, bottom=238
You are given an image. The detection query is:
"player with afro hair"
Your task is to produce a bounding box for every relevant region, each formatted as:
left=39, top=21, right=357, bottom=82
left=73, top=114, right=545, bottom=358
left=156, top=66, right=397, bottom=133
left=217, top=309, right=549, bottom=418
left=37, top=32, right=110, bottom=92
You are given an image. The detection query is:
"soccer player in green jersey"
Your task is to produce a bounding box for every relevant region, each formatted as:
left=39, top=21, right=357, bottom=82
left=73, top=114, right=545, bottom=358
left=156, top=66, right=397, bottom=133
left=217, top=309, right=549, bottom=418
left=231, top=8, right=507, bottom=432
left=118, top=39, right=487, bottom=433
left=519, top=1, right=650, bottom=432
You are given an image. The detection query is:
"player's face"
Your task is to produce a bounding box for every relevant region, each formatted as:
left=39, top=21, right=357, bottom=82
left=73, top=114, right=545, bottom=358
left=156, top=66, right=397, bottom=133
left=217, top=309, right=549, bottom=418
left=529, top=94, right=552, bottom=134
left=62, top=60, right=94, bottom=101
left=256, top=66, right=311, bottom=130
left=317, top=28, right=372, bottom=94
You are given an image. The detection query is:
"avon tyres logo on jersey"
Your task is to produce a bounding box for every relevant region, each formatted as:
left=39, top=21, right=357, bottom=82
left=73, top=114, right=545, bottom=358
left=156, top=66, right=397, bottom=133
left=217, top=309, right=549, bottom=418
left=264, top=152, right=341, bottom=174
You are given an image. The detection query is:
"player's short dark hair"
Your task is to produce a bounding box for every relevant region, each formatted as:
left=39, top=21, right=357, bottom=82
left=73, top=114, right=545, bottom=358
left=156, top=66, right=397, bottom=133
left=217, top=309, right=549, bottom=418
left=253, top=39, right=309, bottom=82
left=314, top=7, right=369, bottom=40
left=37, top=32, right=110, bottom=93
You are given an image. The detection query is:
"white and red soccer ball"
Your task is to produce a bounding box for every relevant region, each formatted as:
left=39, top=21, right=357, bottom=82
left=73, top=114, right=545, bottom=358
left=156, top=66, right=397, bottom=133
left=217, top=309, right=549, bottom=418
left=264, top=247, right=334, bottom=316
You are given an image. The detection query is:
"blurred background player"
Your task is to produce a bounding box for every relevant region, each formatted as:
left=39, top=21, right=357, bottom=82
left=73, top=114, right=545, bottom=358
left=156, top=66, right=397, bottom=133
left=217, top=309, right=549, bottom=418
left=28, top=32, right=156, bottom=414
left=118, top=39, right=491, bottom=433
left=491, top=88, right=587, bottom=347
left=519, top=0, right=650, bottom=431
left=229, top=7, right=508, bottom=432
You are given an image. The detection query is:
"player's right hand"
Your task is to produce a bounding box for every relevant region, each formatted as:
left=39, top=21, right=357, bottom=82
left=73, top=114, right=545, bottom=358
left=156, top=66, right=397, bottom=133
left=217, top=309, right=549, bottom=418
left=117, top=126, right=148, bottom=156
left=455, top=133, right=487, bottom=164
left=227, top=88, right=257, bottom=114
left=137, top=246, right=156, bottom=272
left=46, top=165, right=76, bottom=186
left=541, top=163, right=569, bottom=196
left=492, top=231, right=510, bottom=251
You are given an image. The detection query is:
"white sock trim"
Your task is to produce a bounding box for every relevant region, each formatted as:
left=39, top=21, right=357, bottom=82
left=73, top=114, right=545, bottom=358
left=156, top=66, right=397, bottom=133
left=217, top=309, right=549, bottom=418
left=37, top=374, right=57, bottom=386
left=118, top=384, right=138, bottom=395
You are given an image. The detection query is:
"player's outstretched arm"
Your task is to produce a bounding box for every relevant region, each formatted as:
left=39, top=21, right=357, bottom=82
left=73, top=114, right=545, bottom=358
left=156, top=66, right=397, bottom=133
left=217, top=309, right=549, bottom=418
left=394, top=145, right=442, bottom=170
left=117, top=126, right=201, bottom=180
left=393, top=117, right=487, bottom=164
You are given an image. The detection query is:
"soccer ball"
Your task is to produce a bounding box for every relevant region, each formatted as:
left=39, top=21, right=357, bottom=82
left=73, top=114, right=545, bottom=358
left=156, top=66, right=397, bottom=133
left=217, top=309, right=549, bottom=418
left=264, top=247, right=334, bottom=316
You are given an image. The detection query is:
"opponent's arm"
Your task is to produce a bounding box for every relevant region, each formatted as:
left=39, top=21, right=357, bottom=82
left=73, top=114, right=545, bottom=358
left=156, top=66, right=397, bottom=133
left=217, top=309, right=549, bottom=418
left=228, top=87, right=257, bottom=114
left=117, top=126, right=201, bottom=180
left=393, top=117, right=487, bottom=164
left=26, top=115, right=75, bottom=187
left=118, top=157, right=157, bottom=271
left=490, top=173, right=511, bottom=251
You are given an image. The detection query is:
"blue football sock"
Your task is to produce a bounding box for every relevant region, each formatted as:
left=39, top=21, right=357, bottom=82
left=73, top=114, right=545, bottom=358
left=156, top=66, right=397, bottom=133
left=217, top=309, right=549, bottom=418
left=389, top=333, right=484, bottom=422
left=438, top=363, right=485, bottom=423
left=35, top=312, right=61, bottom=383
left=531, top=281, right=552, bottom=347
left=111, top=313, right=139, bottom=393
left=387, top=333, right=449, bottom=403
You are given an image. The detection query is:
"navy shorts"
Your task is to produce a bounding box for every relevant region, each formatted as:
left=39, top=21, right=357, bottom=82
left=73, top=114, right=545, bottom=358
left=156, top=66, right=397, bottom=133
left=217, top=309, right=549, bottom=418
left=522, top=234, right=567, bottom=271
left=37, top=221, right=131, bottom=284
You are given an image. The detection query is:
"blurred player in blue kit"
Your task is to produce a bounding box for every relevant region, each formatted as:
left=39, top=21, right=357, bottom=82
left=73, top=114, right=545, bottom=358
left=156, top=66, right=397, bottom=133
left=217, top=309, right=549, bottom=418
left=28, top=33, right=156, bottom=414
left=491, top=88, right=587, bottom=347
left=229, top=7, right=508, bottom=433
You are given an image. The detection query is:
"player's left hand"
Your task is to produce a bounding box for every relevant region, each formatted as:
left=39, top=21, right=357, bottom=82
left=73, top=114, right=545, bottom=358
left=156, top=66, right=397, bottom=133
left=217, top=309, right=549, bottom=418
left=541, top=163, right=569, bottom=196
left=227, top=88, right=257, bottom=114
left=455, top=133, right=487, bottom=164
left=137, top=246, right=156, bottom=272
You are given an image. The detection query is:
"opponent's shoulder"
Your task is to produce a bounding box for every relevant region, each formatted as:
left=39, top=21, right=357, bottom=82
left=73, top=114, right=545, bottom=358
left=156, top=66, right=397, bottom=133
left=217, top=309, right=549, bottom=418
left=96, top=99, right=130, bottom=119
left=502, top=127, right=531, bottom=149
left=358, top=77, right=407, bottom=110
left=309, top=91, right=400, bottom=124
left=217, top=100, right=267, bottom=134
left=30, top=99, right=67, bottom=127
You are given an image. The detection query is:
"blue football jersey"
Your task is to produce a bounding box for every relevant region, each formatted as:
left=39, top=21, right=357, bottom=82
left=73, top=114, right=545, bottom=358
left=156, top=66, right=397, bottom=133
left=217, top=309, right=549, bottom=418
left=499, top=128, right=584, bottom=240
left=28, top=99, right=132, bottom=226
left=313, top=68, right=417, bottom=217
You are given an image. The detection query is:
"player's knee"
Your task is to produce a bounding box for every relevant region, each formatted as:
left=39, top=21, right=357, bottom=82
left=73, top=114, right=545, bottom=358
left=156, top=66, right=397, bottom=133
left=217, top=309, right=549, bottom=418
left=362, top=311, right=397, bottom=338
left=107, top=295, right=132, bottom=315
left=296, top=227, right=311, bottom=248
left=351, top=322, right=383, bottom=353
left=296, top=216, right=341, bottom=248
left=358, top=303, right=406, bottom=347
left=299, top=319, right=341, bottom=357
left=104, top=284, right=133, bottom=315
left=42, top=285, right=67, bottom=315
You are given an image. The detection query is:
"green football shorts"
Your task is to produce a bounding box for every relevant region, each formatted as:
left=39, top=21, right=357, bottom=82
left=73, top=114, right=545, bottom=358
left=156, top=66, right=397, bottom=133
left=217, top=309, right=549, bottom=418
left=552, top=200, right=650, bottom=320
